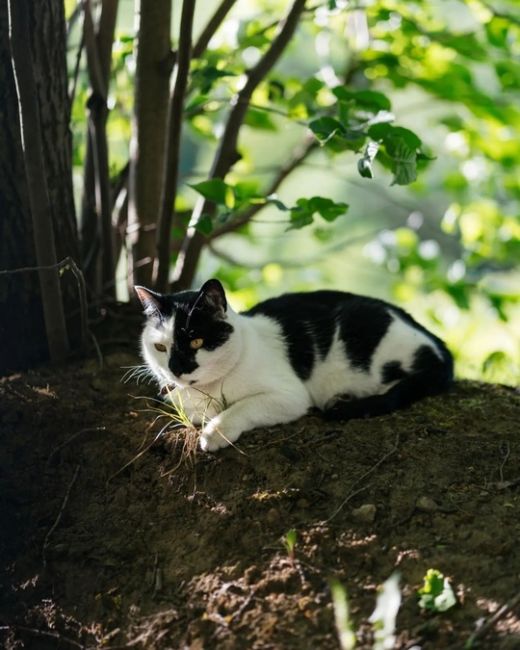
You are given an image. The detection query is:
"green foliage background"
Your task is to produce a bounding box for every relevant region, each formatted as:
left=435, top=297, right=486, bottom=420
left=68, top=0, right=519, bottom=383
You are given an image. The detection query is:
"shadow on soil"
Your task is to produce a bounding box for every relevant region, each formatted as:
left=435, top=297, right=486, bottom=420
left=0, top=346, right=519, bottom=649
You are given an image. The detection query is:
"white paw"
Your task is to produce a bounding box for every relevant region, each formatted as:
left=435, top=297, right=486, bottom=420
left=199, top=415, right=240, bottom=452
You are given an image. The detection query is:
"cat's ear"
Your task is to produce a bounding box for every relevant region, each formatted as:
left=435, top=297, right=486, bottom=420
left=198, top=279, right=227, bottom=316
left=134, top=286, right=165, bottom=318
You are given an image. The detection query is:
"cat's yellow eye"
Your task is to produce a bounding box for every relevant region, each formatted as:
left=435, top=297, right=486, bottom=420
left=154, top=343, right=167, bottom=352
left=190, top=338, right=204, bottom=350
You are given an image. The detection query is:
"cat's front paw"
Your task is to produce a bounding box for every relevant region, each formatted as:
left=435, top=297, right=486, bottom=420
left=199, top=415, right=240, bottom=452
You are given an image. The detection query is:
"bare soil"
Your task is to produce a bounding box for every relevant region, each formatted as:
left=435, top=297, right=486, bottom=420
left=1, top=328, right=519, bottom=649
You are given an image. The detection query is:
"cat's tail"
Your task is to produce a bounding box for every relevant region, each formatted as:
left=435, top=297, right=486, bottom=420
left=323, top=344, right=454, bottom=421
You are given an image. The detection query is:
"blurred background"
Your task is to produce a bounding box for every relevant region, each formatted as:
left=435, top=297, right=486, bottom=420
left=67, top=0, right=520, bottom=384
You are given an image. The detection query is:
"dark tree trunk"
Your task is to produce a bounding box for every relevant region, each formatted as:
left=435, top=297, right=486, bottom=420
left=0, top=0, right=79, bottom=373
left=127, top=0, right=172, bottom=289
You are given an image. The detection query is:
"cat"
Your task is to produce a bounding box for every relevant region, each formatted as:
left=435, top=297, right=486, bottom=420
left=135, top=279, right=453, bottom=452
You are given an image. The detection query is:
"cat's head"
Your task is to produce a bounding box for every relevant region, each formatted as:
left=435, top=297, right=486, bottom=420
left=135, top=279, right=239, bottom=389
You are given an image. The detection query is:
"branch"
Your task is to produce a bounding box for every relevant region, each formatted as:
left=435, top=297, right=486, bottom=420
left=208, top=228, right=384, bottom=269
left=211, top=136, right=317, bottom=238
left=83, top=0, right=116, bottom=297
left=7, top=0, right=70, bottom=362
left=172, top=0, right=308, bottom=289
left=192, top=0, right=237, bottom=59
left=154, top=0, right=196, bottom=292
left=212, top=0, right=307, bottom=180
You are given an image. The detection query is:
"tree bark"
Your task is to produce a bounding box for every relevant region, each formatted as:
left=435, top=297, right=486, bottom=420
left=0, top=0, right=79, bottom=373
left=128, top=0, right=172, bottom=289
left=81, top=0, right=119, bottom=299
left=154, top=0, right=196, bottom=293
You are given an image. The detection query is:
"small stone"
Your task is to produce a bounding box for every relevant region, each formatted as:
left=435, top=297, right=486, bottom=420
left=352, top=503, right=376, bottom=523
left=416, top=496, right=439, bottom=513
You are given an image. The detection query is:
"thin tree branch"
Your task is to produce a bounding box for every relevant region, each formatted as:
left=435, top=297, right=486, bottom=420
left=192, top=0, right=237, bottom=59
left=208, top=228, right=382, bottom=269
left=211, top=136, right=317, bottom=239
left=42, top=465, right=80, bottom=567
left=7, top=0, right=70, bottom=362
left=83, top=0, right=117, bottom=298
left=212, top=0, right=307, bottom=181
left=154, top=0, right=197, bottom=292
left=68, top=18, right=85, bottom=109
left=466, top=590, right=520, bottom=648
left=172, top=0, right=308, bottom=289
left=325, top=433, right=400, bottom=523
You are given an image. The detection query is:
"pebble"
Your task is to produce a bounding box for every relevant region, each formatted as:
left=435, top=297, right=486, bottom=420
left=352, top=503, right=376, bottom=523
left=416, top=496, right=439, bottom=513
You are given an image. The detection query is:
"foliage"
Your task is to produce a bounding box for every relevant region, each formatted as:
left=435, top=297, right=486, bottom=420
left=64, top=0, right=519, bottom=381
left=282, top=528, right=297, bottom=558
left=418, top=568, right=457, bottom=613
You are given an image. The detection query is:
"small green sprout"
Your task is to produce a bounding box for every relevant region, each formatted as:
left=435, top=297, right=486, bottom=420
left=418, top=569, right=457, bottom=613
left=283, top=528, right=297, bottom=559
left=330, top=580, right=356, bottom=650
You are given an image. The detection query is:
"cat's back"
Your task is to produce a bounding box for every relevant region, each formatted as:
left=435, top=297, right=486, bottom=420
left=242, top=290, right=402, bottom=332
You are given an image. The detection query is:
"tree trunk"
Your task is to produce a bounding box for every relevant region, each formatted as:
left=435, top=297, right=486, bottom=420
left=128, top=0, right=172, bottom=289
left=0, top=0, right=79, bottom=373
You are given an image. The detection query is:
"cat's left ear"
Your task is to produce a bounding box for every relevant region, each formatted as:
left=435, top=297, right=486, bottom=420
left=198, top=279, right=227, bottom=317
left=135, top=286, right=165, bottom=318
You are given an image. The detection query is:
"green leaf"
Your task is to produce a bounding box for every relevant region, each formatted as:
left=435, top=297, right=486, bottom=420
left=367, top=124, right=422, bottom=185
left=288, top=197, right=348, bottom=230
left=333, top=87, right=392, bottom=111
left=244, top=108, right=277, bottom=131
left=194, top=215, right=214, bottom=236
left=308, top=196, right=348, bottom=222
left=309, top=116, right=345, bottom=142
left=190, top=179, right=232, bottom=205
left=418, top=569, right=456, bottom=613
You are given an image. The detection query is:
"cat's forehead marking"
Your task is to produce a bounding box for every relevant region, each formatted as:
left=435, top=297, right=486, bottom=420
left=152, top=313, right=175, bottom=342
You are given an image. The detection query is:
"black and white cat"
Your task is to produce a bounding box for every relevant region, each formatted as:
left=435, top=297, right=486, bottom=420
left=136, top=279, right=453, bottom=452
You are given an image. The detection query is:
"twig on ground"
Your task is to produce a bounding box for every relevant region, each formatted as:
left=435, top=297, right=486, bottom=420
left=42, top=465, right=81, bottom=567
left=498, top=441, right=510, bottom=483
left=46, top=427, right=106, bottom=467
left=325, top=433, right=400, bottom=523
left=465, top=590, right=520, bottom=648
left=0, top=625, right=84, bottom=649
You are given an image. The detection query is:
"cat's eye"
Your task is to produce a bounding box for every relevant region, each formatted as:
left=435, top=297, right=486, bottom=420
left=190, top=338, right=204, bottom=350
left=154, top=343, right=167, bottom=352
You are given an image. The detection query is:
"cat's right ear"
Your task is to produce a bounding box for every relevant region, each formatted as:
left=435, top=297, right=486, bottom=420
left=134, top=286, right=164, bottom=318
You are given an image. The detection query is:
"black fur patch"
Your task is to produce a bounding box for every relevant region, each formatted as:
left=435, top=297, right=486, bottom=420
left=337, top=297, right=393, bottom=370
left=245, top=291, right=340, bottom=380
left=381, top=361, right=407, bottom=384
left=246, top=291, right=395, bottom=378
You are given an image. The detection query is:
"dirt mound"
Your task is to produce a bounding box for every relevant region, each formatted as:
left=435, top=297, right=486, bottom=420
left=1, top=349, right=519, bottom=649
